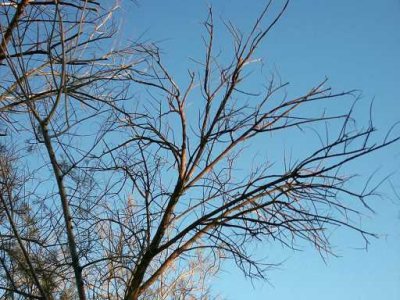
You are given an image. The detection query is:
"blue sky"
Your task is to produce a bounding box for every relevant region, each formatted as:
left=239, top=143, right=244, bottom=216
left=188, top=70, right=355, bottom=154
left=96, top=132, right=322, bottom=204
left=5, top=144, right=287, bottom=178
left=126, top=1, right=400, bottom=299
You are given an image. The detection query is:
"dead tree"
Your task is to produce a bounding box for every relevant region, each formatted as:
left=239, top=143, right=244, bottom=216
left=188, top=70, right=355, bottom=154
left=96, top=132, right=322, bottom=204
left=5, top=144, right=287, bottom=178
left=0, top=1, right=398, bottom=299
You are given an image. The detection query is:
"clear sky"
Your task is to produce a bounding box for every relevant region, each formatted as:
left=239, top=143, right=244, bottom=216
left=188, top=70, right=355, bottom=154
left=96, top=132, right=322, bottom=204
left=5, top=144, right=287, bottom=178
left=126, top=1, right=400, bottom=299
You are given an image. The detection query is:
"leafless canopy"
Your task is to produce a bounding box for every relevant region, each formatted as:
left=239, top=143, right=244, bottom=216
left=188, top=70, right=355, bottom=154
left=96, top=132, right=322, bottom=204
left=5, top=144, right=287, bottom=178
left=0, top=1, right=398, bottom=299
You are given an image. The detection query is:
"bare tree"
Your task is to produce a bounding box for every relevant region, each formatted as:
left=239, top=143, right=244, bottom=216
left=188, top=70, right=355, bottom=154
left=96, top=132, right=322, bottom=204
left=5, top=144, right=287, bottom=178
left=0, top=1, right=398, bottom=299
